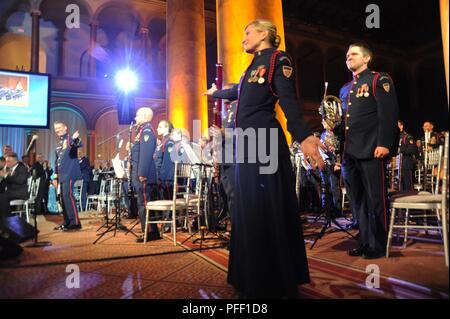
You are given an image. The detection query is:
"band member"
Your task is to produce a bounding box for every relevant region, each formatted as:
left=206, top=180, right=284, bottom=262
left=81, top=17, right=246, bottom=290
left=340, top=43, right=399, bottom=259
left=398, top=120, right=417, bottom=191
left=78, top=149, right=91, bottom=211
left=131, top=107, right=160, bottom=243
left=53, top=121, right=83, bottom=231
left=209, top=97, right=238, bottom=228
left=154, top=120, right=175, bottom=200
left=205, top=20, right=324, bottom=298
left=0, top=153, right=28, bottom=222
left=320, top=120, right=342, bottom=216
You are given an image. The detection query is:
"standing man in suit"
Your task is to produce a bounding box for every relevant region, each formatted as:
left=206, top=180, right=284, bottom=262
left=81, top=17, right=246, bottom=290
left=0, top=153, right=29, bottom=223
left=340, top=43, right=399, bottom=259
left=131, top=107, right=160, bottom=242
left=53, top=121, right=83, bottom=231
left=31, top=153, right=46, bottom=215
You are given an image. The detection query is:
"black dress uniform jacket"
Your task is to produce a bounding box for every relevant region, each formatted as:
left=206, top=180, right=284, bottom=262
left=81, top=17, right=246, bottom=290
left=131, top=122, right=157, bottom=184
left=339, top=69, right=399, bottom=159
left=155, top=135, right=175, bottom=182
left=213, top=47, right=311, bottom=298
left=55, top=133, right=82, bottom=183
left=399, top=131, right=417, bottom=170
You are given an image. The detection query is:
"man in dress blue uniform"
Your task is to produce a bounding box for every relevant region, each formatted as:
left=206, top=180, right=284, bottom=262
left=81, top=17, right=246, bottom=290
left=398, top=120, right=417, bottom=191
left=154, top=120, right=175, bottom=200
left=131, top=107, right=160, bottom=242
left=340, top=43, right=399, bottom=259
left=53, top=121, right=83, bottom=231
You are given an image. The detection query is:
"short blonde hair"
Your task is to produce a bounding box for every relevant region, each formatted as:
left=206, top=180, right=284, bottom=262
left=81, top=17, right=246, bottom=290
left=245, top=19, right=281, bottom=48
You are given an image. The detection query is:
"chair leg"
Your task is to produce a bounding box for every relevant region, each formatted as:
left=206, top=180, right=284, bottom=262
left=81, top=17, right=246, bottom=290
left=403, top=209, right=409, bottom=247
left=25, top=203, right=30, bottom=223
left=386, top=207, right=396, bottom=257
left=144, top=209, right=149, bottom=244
left=441, top=207, right=449, bottom=267
left=172, top=208, right=177, bottom=246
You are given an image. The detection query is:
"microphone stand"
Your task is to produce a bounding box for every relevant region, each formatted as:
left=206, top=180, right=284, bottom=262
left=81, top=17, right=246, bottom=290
left=97, top=127, right=133, bottom=147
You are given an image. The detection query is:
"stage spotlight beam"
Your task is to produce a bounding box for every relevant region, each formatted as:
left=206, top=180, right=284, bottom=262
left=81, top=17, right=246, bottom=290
left=115, top=68, right=138, bottom=93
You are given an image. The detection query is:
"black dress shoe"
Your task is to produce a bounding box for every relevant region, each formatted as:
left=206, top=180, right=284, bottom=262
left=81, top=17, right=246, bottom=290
left=363, top=249, right=385, bottom=259
left=54, top=224, right=67, bottom=231
left=136, top=233, right=162, bottom=243
left=348, top=246, right=366, bottom=257
left=63, top=224, right=82, bottom=231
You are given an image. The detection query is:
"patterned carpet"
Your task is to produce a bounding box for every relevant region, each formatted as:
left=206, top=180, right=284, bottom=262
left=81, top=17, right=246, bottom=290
left=0, top=212, right=448, bottom=299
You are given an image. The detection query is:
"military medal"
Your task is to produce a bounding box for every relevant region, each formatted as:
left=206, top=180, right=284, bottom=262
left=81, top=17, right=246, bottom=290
left=257, top=67, right=266, bottom=84
left=360, top=84, right=369, bottom=98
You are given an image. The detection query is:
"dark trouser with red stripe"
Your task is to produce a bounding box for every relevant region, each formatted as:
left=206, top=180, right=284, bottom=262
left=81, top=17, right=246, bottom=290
left=133, top=180, right=158, bottom=233
left=60, top=179, right=80, bottom=226
left=401, top=167, right=414, bottom=191
left=342, top=158, right=389, bottom=252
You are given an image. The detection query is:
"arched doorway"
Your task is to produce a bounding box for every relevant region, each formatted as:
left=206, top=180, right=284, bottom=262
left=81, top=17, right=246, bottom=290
left=36, top=104, right=87, bottom=168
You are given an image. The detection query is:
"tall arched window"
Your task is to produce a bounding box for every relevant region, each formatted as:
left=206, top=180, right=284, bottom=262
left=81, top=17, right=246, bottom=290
left=36, top=104, right=87, bottom=168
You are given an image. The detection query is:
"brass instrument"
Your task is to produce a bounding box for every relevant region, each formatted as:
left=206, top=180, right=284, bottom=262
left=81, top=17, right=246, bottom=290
left=318, top=82, right=343, bottom=131
left=318, top=82, right=343, bottom=163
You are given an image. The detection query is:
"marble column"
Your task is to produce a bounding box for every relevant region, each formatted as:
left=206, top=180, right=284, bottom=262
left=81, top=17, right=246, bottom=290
left=87, top=130, right=96, bottom=163
left=139, top=26, right=150, bottom=80
left=56, top=28, right=66, bottom=76
left=440, top=0, right=449, bottom=105
left=166, top=0, right=208, bottom=135
left=216, top=0, right=292, bottom=143
left=30, top=6, right=41, bottom=72
left=88, top=21, right=98, bottom=77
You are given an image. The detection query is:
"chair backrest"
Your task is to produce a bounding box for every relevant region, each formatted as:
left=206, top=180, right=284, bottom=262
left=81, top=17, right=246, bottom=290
left=27, top=176, right=33, bottom=193
left=29, top=177, right=40, bottom=200
left=434, top=145, right=444, bottom=194
left=172, top=162, right=193, bottom=202
left=440, top=133, right=448, bottom=212
left=98, top=179, right=106, bottom=196
left=73, top=179, right=83, bottom=197
left=426, top=147, right=442, bottom=168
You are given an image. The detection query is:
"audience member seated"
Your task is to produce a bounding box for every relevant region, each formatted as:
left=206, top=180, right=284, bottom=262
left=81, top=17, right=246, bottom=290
left=0, top=153, right=29, bottom=222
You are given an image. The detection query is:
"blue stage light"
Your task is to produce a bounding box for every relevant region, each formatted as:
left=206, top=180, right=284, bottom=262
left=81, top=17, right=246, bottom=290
left=114, top=68, right=138, bottom=93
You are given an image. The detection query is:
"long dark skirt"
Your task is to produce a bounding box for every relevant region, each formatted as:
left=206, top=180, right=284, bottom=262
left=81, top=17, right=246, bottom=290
left=227, top=146, right=310, bottom=298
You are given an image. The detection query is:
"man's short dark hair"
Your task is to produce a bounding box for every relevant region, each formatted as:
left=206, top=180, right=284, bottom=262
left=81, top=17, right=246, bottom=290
left=6, top=153, right=18, bottom=160
left=349, top=42, right=373, bottom=60
left=53, top=120, right=65, bottom=126
left=398, top=120, right=405, bottom=126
